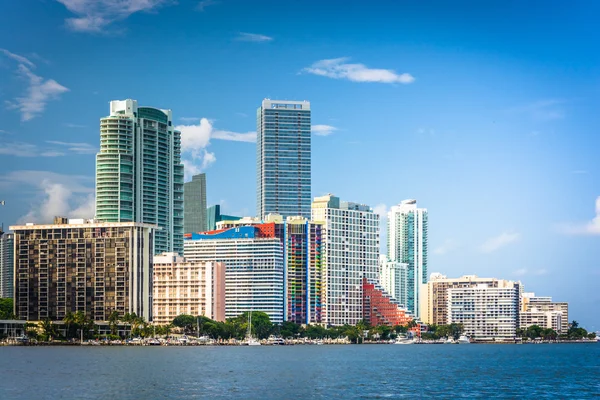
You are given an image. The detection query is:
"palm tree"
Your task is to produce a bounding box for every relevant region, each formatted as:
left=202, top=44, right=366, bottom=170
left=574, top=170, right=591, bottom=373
left=108, top=311, right=120, bottom=336
left=63, top=311, right=76, bottom=339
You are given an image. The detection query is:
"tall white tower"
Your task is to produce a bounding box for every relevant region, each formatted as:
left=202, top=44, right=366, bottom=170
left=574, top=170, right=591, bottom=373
left=387, top=199, right=428, bottom=318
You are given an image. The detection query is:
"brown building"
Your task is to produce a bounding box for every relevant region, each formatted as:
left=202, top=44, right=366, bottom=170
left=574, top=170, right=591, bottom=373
left=153, top=252, right=226, bottom=325
left=10, top=218, right=155, bottom=322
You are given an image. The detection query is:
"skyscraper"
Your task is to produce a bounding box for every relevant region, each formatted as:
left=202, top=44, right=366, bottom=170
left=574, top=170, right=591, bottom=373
left=312, top=194, right=380, bottom=326
left=0, top=230, right=14, bottom=299
left=256, top=99, right=311, bottom=219
left=184, top=173, right=207, bottom=234
left=387, top=199, right=428, bottom=318
left=96, top=99, right=184, bottom=255
left=11, top=218, right=155, bottom=322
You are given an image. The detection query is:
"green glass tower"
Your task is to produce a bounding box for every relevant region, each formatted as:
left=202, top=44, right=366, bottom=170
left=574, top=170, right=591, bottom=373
left=96, top=99, right=184, bottom=255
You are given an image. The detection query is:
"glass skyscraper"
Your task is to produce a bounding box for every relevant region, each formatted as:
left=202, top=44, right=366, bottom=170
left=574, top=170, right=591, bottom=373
left=184, top=173, right=207, bottom=234
left=256, top=99, right=311, bottom=220
left=387, top=199, right=428, bottom=318
left=96, top=99, right=184, bottom=255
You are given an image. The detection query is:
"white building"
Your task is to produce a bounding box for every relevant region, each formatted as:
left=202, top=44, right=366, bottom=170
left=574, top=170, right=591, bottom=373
left=387, top=200, right=428, bottom=318
left=379, top=259, right=408, bottom=308
left=153, top=252, right=226, bottom=325
left=447, top=281, right=521, bottom=342
left=96, top=99, right=184, bottom=255
left=521, top=292, right=568, bottom=333
left=520, top=308, right=563, bottom=334
left=312, top=194, right=380, bottom=326
left=183, top=227, right=285, bottom=324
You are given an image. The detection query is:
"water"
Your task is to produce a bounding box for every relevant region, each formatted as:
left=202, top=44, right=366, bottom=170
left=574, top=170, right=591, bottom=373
left=1, top=344, right=599, bottom=399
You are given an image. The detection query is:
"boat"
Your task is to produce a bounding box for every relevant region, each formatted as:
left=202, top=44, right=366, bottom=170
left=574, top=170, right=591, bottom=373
left=243, top=311, right=261, bottom=346
left=394, top=335, right=415, bottom=345
left=457, top=335, right=470, bottom=344
left=315, top=339, right=324, bottom=345
left=267, top=335, right=285, bottom=345
left=146, top=338, right=161, bottom=346
left=444, top=337, right=456, bottom=344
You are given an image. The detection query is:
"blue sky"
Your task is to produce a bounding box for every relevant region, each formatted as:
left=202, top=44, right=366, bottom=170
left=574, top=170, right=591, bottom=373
left=1, top=0, right=599, bottom=329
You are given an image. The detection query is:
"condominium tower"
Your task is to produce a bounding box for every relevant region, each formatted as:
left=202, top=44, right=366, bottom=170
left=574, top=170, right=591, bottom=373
left=184, top=173, right=207, bottom=234
left=96, top=99, right=184, bottom=255
left=256, top=99, right=311, bottom=219
left=10, top=218, right=155, bottom=322
left=387, top=199, right=428, bottom=317
left=312, top=194, right=380, bottom=326
left=0, top=230, right=14, bottom=299
left=520, top=292, right=568, bottom=333
left=184, top=226, right=285, bottom=324
left=153, top=252, right=226, bottom=325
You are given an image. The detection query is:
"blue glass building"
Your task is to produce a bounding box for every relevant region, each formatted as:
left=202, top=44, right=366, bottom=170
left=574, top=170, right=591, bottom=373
left=256, top=99, right=311, bottom=219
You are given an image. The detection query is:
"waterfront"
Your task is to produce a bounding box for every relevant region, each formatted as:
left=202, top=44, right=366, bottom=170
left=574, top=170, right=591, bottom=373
left=1, top=344, right=598, bottom=399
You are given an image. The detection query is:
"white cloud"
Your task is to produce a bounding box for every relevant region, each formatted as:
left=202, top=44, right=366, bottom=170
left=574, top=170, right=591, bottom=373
left=179, top=117, right=200, bottom=122
left=0, top=170, right=94, bottom=224
left=302, top=58, right=415, bottom=84
left=235, top=32, right=273, bottom=42
left=0, top=48, right=35, bottom=68
left=0, top=139, right=95, bottom=157
left=176, top=118, right=253, bottom=180
left=46, top=141, right=98, bottom=154
left=8, top=64, right=69, bottom=121
left=1, top=49, right=69, bottom=121
left=508, top=99, right=566, bottom=121
left=561, top=196, right=600, bottom=235
left=480, top=232, right=521, bottom=253
left=513, top=268, right=548, bottom=277
left=311, top=124, right=338, bottom=136
left=434, top=239, right=458, bottom=255
left=514, top=268, right=528, bottom=277
left=55, top=0, right=173, bottom=33
left=196, top=0, right=219, bottom=11
left=64, top=123, right=86, bottom=128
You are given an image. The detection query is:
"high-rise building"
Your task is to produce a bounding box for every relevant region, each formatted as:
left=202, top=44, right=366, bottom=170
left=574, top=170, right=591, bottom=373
left=184, top=226, right=285, bottom=324
left=420, top=273, right=521, bottom=326
left=387, top=199, right=428, bottom=317
left=379, top=260, right=408, bottom=308
left=217, top=215, right=324, bottom=324
left=96, top=99, right=184, bottom=255
left=520, top=292, right=568, bottom=333
left=256, top=99, right=311, bottom=220
left=184, top=173, right=207, bottom=234
left=447, top=281, right=521, bottom=342
left=206, top=205, right=242, bottom=231
left=312, top=194, right=380, bottom=326
left=153, top=252, right=225, bottom=325
left=10, top=218, right=155, bottom=322
left=0, top=230, right=14, bottom=299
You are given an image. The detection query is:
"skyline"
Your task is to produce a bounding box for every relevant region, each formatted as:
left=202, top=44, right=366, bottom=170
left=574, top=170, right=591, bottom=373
left=0, top=0, right=599, bottom=329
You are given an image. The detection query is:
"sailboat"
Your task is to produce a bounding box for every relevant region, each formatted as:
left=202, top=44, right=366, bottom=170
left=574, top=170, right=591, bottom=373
left=244, top=311, right=261, bottom=346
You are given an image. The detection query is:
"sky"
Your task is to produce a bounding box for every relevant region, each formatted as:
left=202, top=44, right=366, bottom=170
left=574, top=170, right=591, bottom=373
left=0, top=0, right=599, bottom=329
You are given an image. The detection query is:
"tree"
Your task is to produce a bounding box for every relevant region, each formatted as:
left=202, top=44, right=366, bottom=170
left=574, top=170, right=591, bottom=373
left=172, top=314, right=196, bottom=334
left=570, top=320, right=579, bottom=330
left=39, top=318, right=58, bottom=341
left=108, top=311, right=120, bottom=336
left=587, top=332, right=597, bottom=340
left=0, top=298, right=15, bottom=320
left=63, top=311, right=76, bottom=339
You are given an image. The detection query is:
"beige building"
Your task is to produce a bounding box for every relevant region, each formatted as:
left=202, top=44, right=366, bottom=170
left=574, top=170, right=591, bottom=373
left=153, top=252, right=225, bottom=325
left=10, top=218, right=155, bottom=322
left=420, top=273, right=522, bottom=326
left=520, top=292, right=568, bottom=333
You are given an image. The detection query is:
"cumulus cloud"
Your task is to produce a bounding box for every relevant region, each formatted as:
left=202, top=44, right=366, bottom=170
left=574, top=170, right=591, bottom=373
left=480, top=232, right=521, bottom=253
left=235, top=32, right=273, bottom=42
left=302, top=58, right=415, bottom=84
left=561, top=196, right=600, bottom=235
left=0, top=170, right=95, bottom=224
left=176, top=118, right=254, bottom=180
left=311, top=124, right=338, bottom=136
left=55, top=0, right=173, bottom=33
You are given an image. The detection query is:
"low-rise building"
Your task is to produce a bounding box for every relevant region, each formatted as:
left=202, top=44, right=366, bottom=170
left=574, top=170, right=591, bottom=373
left=153, top=252, right=225, bottom=325
left=10, top=218, right=155, bottom=322
left=521, top=292, right=568, bottom=333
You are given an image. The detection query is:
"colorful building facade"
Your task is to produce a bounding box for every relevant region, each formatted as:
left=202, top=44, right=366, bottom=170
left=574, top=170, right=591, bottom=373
left=362, top=278, right=412, bottom=327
